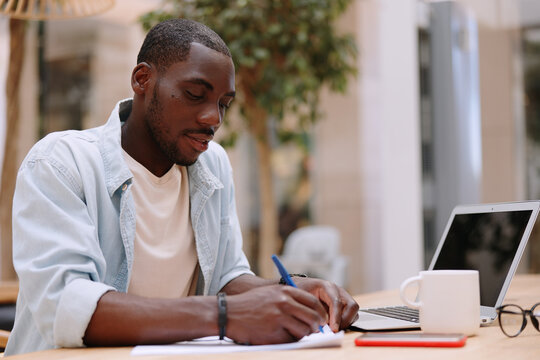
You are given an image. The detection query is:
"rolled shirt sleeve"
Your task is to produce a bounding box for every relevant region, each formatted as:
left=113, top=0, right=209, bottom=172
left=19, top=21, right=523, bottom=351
left=54, top=279, right=114, bottom=347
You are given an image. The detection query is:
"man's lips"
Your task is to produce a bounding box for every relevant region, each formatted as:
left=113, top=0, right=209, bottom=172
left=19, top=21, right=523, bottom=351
left=185, top=133, right=213, bottom=152
left=185, top=128, right=214, bottom=141
left=186, top=134, right=213, bottom=143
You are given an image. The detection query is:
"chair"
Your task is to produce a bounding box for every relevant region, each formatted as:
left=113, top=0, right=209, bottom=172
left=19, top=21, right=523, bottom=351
left=281, top=225, right=348, bottom=287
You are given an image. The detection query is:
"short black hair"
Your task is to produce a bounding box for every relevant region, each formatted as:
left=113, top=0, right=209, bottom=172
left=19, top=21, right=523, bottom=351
left=137, top=18, right=231, bottom=73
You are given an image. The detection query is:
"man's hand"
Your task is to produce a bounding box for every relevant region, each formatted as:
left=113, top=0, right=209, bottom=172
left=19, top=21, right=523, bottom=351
left=293, top=277, right=359, bottom=332
left=226, top=285, right=327, bottom=345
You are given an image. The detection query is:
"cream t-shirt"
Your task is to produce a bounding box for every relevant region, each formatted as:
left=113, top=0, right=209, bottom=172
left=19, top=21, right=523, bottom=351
left=123, top=150, right=198, bottom=298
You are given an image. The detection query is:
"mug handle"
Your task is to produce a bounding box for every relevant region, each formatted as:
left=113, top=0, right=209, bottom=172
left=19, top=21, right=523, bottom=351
left=399, top=276, right=422, bottom=309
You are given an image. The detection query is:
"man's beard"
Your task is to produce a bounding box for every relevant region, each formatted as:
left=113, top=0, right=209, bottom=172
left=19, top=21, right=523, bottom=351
left=146, top=87, right=197, bottom=167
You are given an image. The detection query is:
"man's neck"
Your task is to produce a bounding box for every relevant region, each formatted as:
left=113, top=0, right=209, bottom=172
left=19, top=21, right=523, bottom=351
left=121, top=113, right=173, bottom=178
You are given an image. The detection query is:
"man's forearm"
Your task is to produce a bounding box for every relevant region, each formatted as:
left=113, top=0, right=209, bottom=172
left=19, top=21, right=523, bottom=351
left=220, top=274, right=276, bottom=295
left=84, top=275, right=276, bottom=346
left=84, top=280, right=328, bottom=347
left=84, top=291, right=219, bottom=346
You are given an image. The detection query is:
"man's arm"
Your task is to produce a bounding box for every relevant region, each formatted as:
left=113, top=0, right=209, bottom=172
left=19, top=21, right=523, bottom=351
left=222, top=274, right=359, bottom=332
left=84, top=291, right=218, bottom=346
left=84, top=285, right=328, bottom=346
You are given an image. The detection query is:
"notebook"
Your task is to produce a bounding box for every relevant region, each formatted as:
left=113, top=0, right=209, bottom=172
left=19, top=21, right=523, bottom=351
left=350, top=201, right=540, bottom=331
left=132, top=326, right=343, bottom=356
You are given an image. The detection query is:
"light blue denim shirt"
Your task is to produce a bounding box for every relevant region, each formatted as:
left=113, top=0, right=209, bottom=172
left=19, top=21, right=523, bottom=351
left=5, top=99, right=253, bottom=356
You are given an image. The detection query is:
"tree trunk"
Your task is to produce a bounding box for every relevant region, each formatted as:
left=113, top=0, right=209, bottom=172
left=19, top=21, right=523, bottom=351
left=1, top=19, right=26, bottom=280
left=246, top=104, right=280, bottom=278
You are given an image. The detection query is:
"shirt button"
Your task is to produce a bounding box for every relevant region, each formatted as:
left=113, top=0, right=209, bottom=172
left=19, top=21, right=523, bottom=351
left=121, top=184, right=128, bottom=191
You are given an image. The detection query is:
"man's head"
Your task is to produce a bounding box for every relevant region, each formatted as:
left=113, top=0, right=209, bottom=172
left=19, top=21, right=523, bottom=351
left=128, top=19, right=235, bottom=172
left=137, top=18, right=231, bottom=74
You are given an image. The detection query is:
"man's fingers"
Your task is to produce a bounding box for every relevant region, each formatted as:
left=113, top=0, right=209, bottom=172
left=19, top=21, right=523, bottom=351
left=295, top=278, right=360, bottom=331
left=338, top=288, right=360, bottom=329
left=226, top=285, right=328, bottom=345
left=281, top=287, right=327, bottom=329
left=314, top=281, right=343, bottom=331
left=280, top=314, right=314, bottom=341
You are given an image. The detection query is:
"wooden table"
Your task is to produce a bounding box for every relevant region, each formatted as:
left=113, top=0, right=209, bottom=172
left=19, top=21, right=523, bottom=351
left=7, top=274, right=540, bottom=359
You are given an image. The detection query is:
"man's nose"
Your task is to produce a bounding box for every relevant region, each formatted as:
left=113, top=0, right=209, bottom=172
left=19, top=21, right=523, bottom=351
left=197, top=103, right=222, bottom=127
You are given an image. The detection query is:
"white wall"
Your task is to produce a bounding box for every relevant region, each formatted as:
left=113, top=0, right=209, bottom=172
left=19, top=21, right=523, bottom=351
left=452, top=0, right=525, bottom=204
left=358, top=0, right=424, bottom=291
left=313, top=0, right=423, bottom=293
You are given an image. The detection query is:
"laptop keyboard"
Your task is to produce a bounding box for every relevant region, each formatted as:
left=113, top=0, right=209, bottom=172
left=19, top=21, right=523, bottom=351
left=363, top=306, right=419, bottom=322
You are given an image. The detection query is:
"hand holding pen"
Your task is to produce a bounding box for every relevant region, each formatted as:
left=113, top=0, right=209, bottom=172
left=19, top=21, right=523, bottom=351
left=272, top=254, right=328, bottom=334
left=272, top=254, right=360, bottom=333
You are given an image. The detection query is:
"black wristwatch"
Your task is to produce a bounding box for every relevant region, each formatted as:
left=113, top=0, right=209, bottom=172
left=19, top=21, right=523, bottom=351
left=217, top=292, right=227, bottom=340
left=279, top=273, right=308, bottom=285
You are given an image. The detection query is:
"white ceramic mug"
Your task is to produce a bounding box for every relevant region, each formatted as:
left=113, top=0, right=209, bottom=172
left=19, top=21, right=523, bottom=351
left=399, top=270, right=480, bottom=335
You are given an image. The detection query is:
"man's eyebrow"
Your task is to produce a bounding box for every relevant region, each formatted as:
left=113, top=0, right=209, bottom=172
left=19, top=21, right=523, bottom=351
left=185, top=78, right=213, bottom=90
left=185, top=78, right=236, bottom=97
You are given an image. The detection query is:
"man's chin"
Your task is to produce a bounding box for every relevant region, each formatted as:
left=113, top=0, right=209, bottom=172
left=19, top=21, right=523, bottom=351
left=170, top=147, right=207, bottom=167
left=174, top=156, right=199, bottom=167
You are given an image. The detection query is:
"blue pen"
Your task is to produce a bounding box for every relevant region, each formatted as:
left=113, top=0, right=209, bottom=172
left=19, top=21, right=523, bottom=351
left=271, top=254, right=326, bottom=333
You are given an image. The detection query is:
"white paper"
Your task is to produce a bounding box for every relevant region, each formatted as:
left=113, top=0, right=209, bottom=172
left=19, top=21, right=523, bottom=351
left=131, top=328, right=344, bottom=356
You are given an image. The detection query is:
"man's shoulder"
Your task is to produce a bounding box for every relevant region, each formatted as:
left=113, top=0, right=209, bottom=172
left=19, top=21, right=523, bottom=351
left=23, top=126, right=105, bottom=165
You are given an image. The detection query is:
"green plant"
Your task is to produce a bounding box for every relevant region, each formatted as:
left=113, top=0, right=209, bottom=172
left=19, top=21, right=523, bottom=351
left=140, top=0, right=357, bottom=276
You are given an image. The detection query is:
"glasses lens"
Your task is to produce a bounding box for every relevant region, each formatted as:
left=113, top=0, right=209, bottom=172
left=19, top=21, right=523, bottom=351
left=531, top=304, right=540, bottom=331
left=499, top=305, right=524, bottom=337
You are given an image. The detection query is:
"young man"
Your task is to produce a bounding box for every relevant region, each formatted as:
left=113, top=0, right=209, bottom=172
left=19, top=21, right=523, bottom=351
left=5, top=19, right=358, bottom=355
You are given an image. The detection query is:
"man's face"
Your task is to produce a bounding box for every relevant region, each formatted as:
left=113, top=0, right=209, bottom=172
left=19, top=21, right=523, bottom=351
left=146, top=42, right=235, bottom=166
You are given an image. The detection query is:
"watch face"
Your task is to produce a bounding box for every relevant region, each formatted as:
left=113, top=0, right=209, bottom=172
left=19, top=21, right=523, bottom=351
left=279, top=273, right=307, bottom=284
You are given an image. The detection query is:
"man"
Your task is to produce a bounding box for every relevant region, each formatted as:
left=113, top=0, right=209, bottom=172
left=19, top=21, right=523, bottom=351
left=5, top=19, right=358, bottom=355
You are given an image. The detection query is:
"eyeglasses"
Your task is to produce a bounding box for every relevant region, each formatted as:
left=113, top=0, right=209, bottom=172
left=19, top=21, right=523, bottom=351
left=496, top=303, right=540, bottom=337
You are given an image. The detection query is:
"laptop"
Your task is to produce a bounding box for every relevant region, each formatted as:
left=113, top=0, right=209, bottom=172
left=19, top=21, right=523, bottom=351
left=350, top=201, right=540, bottom=331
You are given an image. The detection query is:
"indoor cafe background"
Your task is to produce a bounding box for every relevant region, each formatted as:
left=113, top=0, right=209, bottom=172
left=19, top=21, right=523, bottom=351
left=1, top=0, right=540, bottom=296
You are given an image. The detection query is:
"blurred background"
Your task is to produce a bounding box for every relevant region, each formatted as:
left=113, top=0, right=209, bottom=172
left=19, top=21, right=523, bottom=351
left=1, top=0, right=540, bottom=297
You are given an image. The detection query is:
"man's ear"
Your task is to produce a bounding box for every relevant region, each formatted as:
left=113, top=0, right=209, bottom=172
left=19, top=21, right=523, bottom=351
left=131, top=62, right=153, bottom=95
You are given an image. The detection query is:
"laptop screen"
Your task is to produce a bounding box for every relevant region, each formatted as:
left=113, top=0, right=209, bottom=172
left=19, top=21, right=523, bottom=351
left=432, top=210, right=533, bottom=307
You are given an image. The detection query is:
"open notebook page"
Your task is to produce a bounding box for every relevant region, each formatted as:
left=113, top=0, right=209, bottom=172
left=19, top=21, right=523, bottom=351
left=131, top=326, right=343, bottom=356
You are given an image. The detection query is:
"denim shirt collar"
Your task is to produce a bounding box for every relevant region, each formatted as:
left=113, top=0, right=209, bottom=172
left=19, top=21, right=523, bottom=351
left=99, top=99, right=134, bottom=197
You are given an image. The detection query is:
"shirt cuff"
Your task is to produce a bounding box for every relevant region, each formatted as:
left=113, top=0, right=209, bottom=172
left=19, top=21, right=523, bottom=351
left=53, top=278, right=115, bottom=347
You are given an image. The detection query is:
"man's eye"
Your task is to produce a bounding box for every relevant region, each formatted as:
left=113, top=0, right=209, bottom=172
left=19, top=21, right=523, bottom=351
left=186, top=90, right=203, bottom=100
